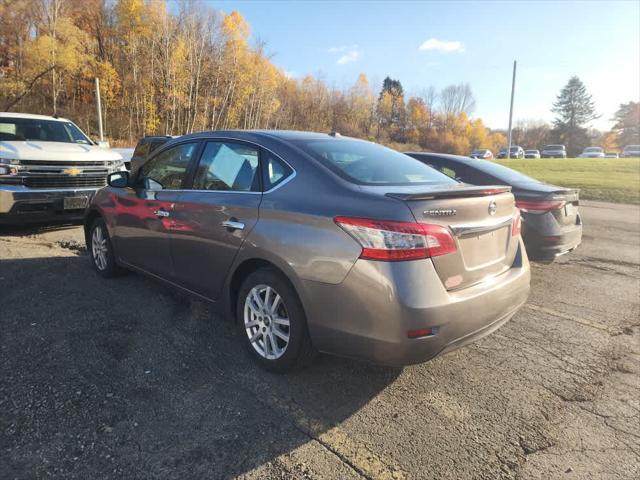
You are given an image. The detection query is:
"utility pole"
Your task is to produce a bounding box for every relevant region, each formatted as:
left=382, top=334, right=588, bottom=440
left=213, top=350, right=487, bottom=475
left=507, top=60, right=517, bottom=160
left=95, top=78, right=104, bottom=142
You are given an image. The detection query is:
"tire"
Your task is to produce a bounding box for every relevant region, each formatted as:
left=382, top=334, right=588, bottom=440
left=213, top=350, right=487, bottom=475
left=88, top=217, right=124, bottom=278
left=236, top=268, right=315, bottom=372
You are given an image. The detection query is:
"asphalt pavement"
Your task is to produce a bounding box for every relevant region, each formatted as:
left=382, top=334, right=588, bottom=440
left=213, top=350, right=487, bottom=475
left=0, top=200, right=638, bottom=480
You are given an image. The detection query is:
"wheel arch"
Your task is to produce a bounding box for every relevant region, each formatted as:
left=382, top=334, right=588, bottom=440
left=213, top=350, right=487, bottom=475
left=84, top=208, right=103, bottom=248
left=226, top=256, right=304, bottom=324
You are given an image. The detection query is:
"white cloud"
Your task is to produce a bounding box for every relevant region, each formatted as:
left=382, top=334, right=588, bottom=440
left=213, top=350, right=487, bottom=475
left=337, top=50, right=360, bottom=65
left=419, top=38, right=465, bottom=53
left=328, top=45, right=360, bottom=65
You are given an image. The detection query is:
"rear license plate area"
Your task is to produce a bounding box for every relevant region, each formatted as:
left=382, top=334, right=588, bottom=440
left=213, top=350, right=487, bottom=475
left=63, top=196, right=88, bottom=210
left=458, top=227, right=509, bottom=268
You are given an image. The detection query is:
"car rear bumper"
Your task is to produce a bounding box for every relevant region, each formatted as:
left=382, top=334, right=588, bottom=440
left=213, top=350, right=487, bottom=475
left=300, top=239, right=530, bottom=366
left=0, top=185, right=99, bottom=224
left=523, top=213, right=583, bottom=260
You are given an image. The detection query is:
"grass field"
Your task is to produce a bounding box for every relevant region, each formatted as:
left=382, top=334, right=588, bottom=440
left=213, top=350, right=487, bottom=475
left=495, top=158, right=640, bottom=205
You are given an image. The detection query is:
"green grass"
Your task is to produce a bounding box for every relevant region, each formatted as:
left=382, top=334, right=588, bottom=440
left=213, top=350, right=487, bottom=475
left=494, top=158, right=640, bottom=205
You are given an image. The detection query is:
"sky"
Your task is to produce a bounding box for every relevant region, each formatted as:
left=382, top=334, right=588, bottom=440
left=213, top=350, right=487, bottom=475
left=206, top=0, right=639, bottom=131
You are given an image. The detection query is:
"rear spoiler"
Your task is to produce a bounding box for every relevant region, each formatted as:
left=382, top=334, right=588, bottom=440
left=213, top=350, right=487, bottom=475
left=386, top=185, right=512, bottom=201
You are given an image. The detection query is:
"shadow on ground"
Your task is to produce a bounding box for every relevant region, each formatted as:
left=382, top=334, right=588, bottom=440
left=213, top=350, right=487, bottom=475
left=0, top=254, right=401, bottom=478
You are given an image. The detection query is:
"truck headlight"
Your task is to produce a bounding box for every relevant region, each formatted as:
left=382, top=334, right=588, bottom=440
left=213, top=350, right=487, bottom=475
left=110, top=158, right=125, bottom=171
left=0, top=158, right=20, bottom=175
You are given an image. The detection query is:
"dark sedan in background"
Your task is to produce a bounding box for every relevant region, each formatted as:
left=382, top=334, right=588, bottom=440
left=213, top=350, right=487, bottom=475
left=407, top=152, right=582, bottom=262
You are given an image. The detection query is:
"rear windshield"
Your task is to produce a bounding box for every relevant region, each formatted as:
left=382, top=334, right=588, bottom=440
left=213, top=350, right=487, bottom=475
left=0, top=117, right=92, bottom=144
left=462, top=159, right=541, bottom=184
left=584, top=147, right=603, bottom=152
left=544, top=145, right=565, bottom=150
left=293, top=138, right=456, bottom=186
left=624, top=145, right=640, bottom=150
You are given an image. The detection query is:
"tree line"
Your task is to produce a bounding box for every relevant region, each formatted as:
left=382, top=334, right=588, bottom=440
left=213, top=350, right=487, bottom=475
left=512, top=76, right=639, bottom=156
left=0, top=0, right=506, bottom=152
left=1, top=0, right=637, bottom=156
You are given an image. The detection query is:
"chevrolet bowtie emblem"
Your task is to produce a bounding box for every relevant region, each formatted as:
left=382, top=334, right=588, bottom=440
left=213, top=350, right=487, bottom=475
left=64, top=168, right=82, bottom=176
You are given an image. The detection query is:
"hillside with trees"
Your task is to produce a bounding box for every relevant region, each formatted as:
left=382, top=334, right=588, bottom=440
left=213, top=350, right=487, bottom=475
left=0, top=0, right=506, bottom=152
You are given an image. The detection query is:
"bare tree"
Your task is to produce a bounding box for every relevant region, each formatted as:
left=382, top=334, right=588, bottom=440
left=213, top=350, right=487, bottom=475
left=439, top=83, right=476, bottom=115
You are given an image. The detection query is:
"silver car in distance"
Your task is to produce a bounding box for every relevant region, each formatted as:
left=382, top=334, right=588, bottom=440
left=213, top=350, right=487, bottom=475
left=85, top=131, right=530, bottom=372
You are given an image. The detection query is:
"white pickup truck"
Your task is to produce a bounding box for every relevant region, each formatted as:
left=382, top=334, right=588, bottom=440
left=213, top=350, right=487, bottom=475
left=0, top=112, right=125, bottom=224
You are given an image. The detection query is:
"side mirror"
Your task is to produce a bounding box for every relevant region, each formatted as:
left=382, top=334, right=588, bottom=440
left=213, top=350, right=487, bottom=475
left=96, top=140, right=110, bottom=148
left=107, top=171, right=129, bottom=188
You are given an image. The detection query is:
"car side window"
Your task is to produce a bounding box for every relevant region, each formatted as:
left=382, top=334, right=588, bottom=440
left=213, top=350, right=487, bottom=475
left=193, top=142, right=260, bottom=192
left=133, top=141, right=150, bottom=158
left=262, top=151, right=293, bottom=190
left=453, top=166, right=500, bottom=185
left=138, top=142, right=197, bottom=190
left=440, top=166, right=457, bottom=179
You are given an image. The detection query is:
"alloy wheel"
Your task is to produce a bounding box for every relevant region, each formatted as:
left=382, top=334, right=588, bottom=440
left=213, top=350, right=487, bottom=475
left=91, top=225, right=108, bottom=271
left=244, top=284, right=291, bottom=360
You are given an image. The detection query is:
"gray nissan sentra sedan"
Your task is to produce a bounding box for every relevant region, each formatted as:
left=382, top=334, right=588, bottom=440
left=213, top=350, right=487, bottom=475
left=85, top=131, right=530, bottom=372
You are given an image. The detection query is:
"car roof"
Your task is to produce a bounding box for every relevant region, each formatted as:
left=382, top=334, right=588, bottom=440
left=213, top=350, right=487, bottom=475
left=0, top=112, right=71, bottom=122
left=176, top=129, right=346, bottom=143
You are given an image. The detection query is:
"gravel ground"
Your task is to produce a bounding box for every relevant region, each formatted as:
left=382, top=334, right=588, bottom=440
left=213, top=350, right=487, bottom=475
left=0, top=200, right=638, bottom=480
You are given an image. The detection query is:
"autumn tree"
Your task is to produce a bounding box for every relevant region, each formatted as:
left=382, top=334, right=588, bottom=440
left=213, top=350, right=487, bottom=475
left=0, top=0, right=509, bottom=154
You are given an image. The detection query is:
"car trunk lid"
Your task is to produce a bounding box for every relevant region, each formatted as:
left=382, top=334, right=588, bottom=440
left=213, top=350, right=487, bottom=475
left=386, top=185, right=519, bottom=290
left=514, top=182, right=580, bottom=227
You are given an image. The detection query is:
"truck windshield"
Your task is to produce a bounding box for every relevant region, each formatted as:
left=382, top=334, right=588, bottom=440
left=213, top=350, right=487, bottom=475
left=0, top=117, right=92, bottom=144
left=293, top=138, right=456, bottom=186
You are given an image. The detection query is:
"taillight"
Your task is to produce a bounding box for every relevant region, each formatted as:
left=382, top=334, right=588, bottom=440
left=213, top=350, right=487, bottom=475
left=334, top=216, right=457, bottom=261
left=515, top=199, right=565, bottom=213
left=512, top=208, right=522, bottom=237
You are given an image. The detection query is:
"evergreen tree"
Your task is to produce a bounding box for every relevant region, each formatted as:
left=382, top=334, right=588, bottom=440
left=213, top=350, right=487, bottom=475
left=611, top=101, right=640, bottom=147
left=551, top=76, right=599, bottom=156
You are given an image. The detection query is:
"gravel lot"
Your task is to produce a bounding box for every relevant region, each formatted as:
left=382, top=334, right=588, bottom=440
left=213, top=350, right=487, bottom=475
left=1, top=200, right=638, bottom=480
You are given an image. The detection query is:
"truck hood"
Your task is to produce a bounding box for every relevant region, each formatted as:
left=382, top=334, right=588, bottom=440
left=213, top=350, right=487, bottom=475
left=0, top=141, right=123, bottom=162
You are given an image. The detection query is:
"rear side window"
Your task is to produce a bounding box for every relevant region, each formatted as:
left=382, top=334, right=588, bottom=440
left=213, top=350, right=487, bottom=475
left=133, top=141, right=150, bottom=158
left=293, top=138, right=455, bottom=186
left=262, top=151, right=293, bottom=190
left=139, top=142, right=197, bottom=190
left=193, top=142, right=260, bottom=192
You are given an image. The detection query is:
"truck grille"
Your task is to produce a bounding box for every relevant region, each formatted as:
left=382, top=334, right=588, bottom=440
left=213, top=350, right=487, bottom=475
left=19, top=159, right=113, bottom=167
left=22, top=176, right=107, bottom=189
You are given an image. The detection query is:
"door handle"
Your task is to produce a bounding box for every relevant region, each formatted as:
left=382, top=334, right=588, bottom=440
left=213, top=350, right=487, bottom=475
left=154, top=209, right=170, bottom=218
left=221, top=220, right=245, bottom=231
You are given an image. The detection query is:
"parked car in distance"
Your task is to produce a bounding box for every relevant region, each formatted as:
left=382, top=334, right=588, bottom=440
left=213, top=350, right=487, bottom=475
left=621, top=145, right=640, bottom=157
left=0, top=112, right=125, bottom=224
left=469, top=149, right=493, bottom=160
left=496, top=146, right=525, bottom=159
left=524, top=149, right=541, bottom=159
left=130, top=135, right=177, bottom=173
left=541, top=145, right=567, bottom=158
left=604, top=152, right=619, bottom=158
left=579, top=146, right=605, bottom=158
left=85, top=131, right=530, bottom=372
left=407, top=152, right=582, bottom=263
